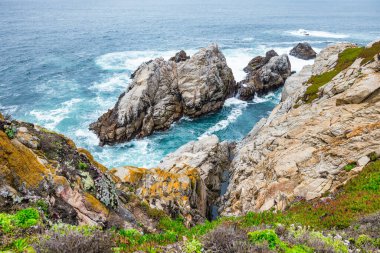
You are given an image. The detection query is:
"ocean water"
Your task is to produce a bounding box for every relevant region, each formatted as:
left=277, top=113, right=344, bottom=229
left=1, top=0, right=379, bottom=168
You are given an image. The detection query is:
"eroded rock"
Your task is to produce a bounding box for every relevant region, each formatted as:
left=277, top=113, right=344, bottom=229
left=221, top=41, right=380, bottom=216
left=290, top=42, right=317, bottom=60
left=237, top=51, right=291, bottom=100
left=90, top=44, right=236, bottom=145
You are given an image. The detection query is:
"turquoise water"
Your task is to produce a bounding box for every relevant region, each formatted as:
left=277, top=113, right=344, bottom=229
left=1, top=0, right=379, bottom=168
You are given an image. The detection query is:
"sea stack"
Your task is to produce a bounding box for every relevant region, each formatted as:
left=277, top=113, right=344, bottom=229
left=90, top=44, right=236, bottom=146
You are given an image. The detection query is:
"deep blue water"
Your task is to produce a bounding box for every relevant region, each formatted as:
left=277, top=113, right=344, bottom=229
left=1, top=0, right=379, bottom=168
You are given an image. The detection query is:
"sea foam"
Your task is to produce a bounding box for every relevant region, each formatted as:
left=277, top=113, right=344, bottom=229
left=287, top=29, right=349, bottom=39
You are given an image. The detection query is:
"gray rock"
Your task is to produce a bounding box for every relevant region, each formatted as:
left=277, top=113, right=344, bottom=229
left=289, top=42, right=317, bottom=60
left=237, top=51, right=291, bottom=100
left=90, top=44, right=236, bottom=145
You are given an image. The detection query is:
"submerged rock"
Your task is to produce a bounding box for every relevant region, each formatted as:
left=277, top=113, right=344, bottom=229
left=290, top=42, right=317, bottom=60
left=237, top=50, right=291, bottom=100
left=221, top=41, right=380, bottom=215
left=90, top=44, right=236, bottom=146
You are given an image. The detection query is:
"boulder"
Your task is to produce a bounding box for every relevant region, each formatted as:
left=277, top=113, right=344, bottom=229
left=90, top=44, right=236, bottom=145
left=237, top=51, right=291, bottom=100
left=159, top=135, right=232, bottom=216
left=289, top=42, right=317, bottom=60
left=169, top=50, right=190, bottom=63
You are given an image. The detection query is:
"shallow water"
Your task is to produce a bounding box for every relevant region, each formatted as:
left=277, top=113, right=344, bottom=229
left=1, top=0, right=379, bottom=168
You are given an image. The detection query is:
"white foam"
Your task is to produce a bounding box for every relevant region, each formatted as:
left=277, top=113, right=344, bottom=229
left=30, top=98, right=82, bottom=129
left=287, top=29, right=349, bottom=39
left=91, top=73, right=131, bottom=92
left=74, top=129, right=99, bottom=146
left=200, top=98, right=247, bottom=137
left=224, top=48, right=257, bottom=81
left=242, top=37, right=255, bottom=42
left=96, top=50, right=195, bottom=71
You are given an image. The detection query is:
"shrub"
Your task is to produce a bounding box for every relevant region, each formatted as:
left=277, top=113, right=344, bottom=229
left=14, top=208, right=39, bottom=228
left=343, top=162, right=357, bottom=172
left=202, top=224, right=259, bottom=253
left=5, top=127, right=16, bottom=139
left=78, top=162, right=89, bottom=170
left=33, top=226, right=115, bottom=253
left=185, top=239, right=203, bottom=253
left=248, top=229, right=280, bottom=249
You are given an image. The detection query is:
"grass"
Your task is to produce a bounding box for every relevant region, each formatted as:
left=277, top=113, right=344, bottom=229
left=343, top=162, right=357, bottom=172
left=301, top=41, right=380, bottom=104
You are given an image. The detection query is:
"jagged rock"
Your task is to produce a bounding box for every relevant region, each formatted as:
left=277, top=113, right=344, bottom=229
left=221, top=41, right=380, bottom=216
left=169, top=50, right=190, bottom=63
left=110, top=135, right=232, bottom=224
left=111, top=166, right=208, bottom=226
left=289, top=42, right=317, bottom=60
left=237, top=51, right=291, bottom=100
left=90, top=44, right=236, bottom=146
left=0, top=119, right=171, bottom=231
left=158, top=135, right=232, bottom=217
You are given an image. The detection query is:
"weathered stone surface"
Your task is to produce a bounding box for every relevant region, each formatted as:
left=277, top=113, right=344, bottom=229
left=237, top=51, right=291, bottom=100
left=0, top=119, right=172, bottom=231
left=111, top=166, right=207, bottom=226
left=290, top=42, right=317, bottom=60
left=221, top=41, right=380, bottom=216
left=90, top=44, right=236, bottom=145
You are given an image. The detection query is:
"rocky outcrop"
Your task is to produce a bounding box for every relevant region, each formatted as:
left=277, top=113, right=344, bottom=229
left=111, top=166, right=207, bottom=226
left=0, top=118, right=180, bottom=231
left=159, top=135, right=232, bottom=217
left=169, top=50, right=190, bottom=63
left=290, top=42, right=317, bottom=60
left=221, top=41, right=380, bottom=216
left=237, top=51, right=291, bottom=100
left=90, top=44, right=236, bottom=146
left=110, top=135, right=233, bottom=224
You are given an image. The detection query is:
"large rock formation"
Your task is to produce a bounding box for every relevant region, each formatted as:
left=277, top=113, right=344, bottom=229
left=90, top=44, right=236, bottom=146
left=110, top=135, right=233, bottom=224
left=0, top=117, right=192, bottom=231
left=290, top=42, right=317, bottom=60
left=237, top=50, right=291, bottom=100
left=221, top=41, right=380, bottom=215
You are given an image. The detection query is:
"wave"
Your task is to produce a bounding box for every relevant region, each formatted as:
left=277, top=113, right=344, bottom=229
left=287, top=29, right=349, bottom=39
left=96, top=50, right=197, bottom=71
left=30, top=98, right=82, bottom=129
left=200, top=98, right=247, bottom=137
left=90, top=73, right=131, bottom=93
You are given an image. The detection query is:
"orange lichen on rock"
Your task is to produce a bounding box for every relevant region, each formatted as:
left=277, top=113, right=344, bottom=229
left=0, top=130, right=50, bottom=189
left=77, top=148, right=108, bottom=173
left=346, top=122, right=380, bottom=138
left=83, top=192, right=109, bottom=216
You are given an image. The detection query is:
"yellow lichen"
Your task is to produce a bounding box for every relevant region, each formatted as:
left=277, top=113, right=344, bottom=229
left=83, top=192, right=109, bottom=216
left=0, top=113, right=4, bottom=120
left=0, top=131, right=50, bottom=188
left=77, top=148, right=108, bottom=173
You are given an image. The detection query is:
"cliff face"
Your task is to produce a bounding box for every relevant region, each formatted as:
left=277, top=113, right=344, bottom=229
left=221, top=41, right=380, bottom=215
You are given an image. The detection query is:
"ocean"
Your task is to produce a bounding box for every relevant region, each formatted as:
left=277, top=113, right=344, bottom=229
left=1, top=0, right=379, bottom=168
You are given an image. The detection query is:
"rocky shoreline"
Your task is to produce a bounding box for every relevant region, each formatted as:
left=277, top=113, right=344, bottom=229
left=1, top=40, right=379, bottom=252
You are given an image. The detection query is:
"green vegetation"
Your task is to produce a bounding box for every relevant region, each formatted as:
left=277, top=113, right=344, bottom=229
left=185, top=239, right=203, bottom=253
left=1, top=159, right=379, bottom=252
left=301, top=41, right=380, bottom=104
left=78, top=161, right=89, bottom=170
left=343, top=162, right=357, bottom=172
left=5, top=127, right=16, bottom=139
left=0, top=208, right=39, bottom=234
